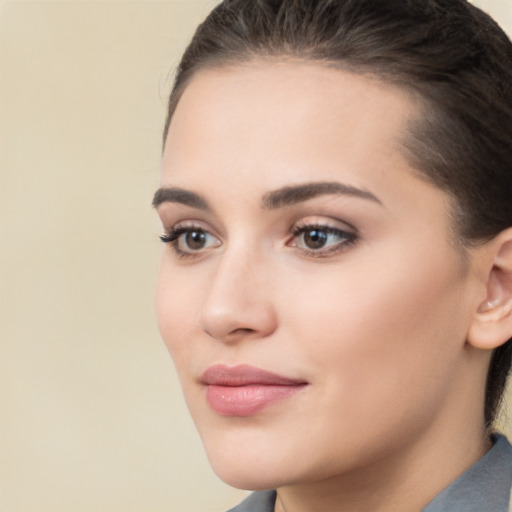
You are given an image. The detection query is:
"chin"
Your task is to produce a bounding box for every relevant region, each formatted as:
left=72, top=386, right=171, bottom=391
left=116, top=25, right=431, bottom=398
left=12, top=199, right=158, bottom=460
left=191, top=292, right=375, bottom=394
left=197, top=425, right=300, bottom=490
left=201, top=437, right=276, bottom=489
left=213, top=468, right=278, bottom=491
left=208, top=457, right=299, bottom=491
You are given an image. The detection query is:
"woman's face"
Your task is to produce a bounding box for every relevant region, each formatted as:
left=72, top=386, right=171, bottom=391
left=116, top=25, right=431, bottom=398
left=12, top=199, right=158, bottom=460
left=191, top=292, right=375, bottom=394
left=155, top=62, right=485, bottom=489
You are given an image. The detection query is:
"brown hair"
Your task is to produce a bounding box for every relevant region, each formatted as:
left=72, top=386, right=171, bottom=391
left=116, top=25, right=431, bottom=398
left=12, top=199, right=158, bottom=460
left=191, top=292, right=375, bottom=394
left=164, top=0, right=512, bottom=427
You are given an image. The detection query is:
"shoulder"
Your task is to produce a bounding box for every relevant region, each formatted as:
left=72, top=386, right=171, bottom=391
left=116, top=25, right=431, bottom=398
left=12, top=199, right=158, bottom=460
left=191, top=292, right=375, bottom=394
left=226, top=491, right=276, bottom=512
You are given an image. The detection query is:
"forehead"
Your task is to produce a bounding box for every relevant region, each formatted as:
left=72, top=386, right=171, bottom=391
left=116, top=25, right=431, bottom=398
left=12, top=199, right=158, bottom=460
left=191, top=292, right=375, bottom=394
left=163, top=60, right=421, bottom=183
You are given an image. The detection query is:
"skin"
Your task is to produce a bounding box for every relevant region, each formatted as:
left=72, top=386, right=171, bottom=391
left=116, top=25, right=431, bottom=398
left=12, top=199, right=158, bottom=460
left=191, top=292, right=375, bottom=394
left=155, top=61, right=505, bottom=512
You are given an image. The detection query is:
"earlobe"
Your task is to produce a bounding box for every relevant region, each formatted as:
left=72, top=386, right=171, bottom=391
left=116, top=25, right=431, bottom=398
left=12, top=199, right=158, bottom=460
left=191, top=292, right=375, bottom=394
left=468, top=230, right=512, bottom=350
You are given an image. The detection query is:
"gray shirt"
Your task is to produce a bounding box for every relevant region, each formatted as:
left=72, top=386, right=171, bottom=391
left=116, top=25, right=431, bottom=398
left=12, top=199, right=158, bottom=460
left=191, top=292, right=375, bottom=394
left=227, top=435, right=512, bottom=512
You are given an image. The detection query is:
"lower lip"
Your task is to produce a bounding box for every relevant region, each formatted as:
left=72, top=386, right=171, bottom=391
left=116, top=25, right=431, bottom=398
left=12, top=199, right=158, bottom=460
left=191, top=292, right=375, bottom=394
left=206, top=384, right=305, bottom=417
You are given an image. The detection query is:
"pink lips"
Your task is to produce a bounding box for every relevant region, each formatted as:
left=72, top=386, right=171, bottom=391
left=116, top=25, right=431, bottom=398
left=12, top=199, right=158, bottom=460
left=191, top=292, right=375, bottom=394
left=201, top=364, right=308, bottom=417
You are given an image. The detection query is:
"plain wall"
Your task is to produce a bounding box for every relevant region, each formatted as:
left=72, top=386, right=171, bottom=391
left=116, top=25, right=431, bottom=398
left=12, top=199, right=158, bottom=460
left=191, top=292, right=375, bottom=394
left=0, top=1, right=511, bottom=511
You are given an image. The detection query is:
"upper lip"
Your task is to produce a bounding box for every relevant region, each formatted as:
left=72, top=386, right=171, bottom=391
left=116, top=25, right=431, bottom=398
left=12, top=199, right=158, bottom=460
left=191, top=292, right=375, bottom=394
left=200, top=364, right=308, bottom=387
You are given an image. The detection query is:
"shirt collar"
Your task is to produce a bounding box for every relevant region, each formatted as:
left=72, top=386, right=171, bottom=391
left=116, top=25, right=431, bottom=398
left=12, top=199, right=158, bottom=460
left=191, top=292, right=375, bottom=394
left=423, top=434, right=512, bottom=512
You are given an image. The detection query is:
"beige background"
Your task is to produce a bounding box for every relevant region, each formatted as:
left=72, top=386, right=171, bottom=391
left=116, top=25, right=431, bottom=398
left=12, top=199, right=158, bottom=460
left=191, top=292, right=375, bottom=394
left=0, top=1, right=511, bottom=511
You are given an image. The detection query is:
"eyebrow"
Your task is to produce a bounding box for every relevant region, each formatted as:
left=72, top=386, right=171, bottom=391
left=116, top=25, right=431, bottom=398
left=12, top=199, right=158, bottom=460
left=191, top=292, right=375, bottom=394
left=261, top=182, right=382, bottom=209
left=152, top=187, right=211, bottom=211
left=152, top=181, right=382, bottom=211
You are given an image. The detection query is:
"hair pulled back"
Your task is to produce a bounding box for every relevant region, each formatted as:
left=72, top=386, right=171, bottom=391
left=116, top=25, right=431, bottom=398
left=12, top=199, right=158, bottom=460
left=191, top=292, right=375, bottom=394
left=164, top=0, right=512, bottom=427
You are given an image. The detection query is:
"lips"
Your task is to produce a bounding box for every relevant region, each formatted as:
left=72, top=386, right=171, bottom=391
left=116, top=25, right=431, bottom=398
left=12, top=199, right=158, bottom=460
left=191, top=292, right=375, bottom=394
left=201, top=364, right=308, bottom=417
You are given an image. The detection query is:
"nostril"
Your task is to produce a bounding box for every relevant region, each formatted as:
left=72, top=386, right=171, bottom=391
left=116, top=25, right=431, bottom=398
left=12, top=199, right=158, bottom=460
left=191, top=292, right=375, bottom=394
left=233, top=328, right=255, bottom=334
left=220, top=327, right=260, bottom=344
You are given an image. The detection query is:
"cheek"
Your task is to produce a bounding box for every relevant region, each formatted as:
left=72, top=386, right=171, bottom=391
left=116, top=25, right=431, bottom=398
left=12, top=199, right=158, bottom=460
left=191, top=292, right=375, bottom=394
left=280, top=249, right=468, bottom=408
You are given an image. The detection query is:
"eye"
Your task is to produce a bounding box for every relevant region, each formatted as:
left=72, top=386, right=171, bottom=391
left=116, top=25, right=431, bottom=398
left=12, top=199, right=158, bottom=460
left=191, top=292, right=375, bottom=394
left=160, top=225, right=221, bottom=257
left=289, top=224, right=357, bottom=257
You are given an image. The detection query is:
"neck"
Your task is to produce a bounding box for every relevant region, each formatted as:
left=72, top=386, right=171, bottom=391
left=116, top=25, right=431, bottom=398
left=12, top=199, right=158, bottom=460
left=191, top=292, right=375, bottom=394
left=274, top=420, right=491, bottom=512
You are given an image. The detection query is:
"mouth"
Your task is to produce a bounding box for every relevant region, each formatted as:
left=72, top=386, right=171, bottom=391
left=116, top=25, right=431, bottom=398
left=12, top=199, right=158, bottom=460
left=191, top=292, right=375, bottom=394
left=200, top=364, right=308, bottom=417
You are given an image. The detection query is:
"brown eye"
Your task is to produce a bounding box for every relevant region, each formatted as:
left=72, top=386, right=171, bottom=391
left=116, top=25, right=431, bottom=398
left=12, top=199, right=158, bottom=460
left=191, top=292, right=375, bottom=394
left=160, top=226, right=221, bottom=257
left=290, top=224, right=358, bottom=257
left=185, top=230, right=207, bottom=250
left=303, top=229, right=328, bottom=249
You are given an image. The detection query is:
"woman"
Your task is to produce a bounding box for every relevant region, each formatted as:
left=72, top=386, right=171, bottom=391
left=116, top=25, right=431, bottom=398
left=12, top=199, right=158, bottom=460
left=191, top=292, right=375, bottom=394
left=153, top=1, right=512, bottom=510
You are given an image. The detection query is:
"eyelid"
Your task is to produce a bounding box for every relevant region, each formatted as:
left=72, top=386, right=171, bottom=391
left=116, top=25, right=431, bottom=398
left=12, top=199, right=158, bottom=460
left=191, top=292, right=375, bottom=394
left=160, top=218, right=221, bottom=238
left=157, top=205, right=224, bottom=237
left=291, top=215, right=358, bottom=234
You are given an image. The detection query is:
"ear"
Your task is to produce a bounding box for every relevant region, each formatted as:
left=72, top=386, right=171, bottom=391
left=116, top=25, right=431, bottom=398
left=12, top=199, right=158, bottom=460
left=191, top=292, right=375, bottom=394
left=468, top=228, right=512, bottom=350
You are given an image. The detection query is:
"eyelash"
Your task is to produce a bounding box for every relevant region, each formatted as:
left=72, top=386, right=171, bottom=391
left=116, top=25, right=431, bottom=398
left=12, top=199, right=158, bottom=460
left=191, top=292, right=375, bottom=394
left=159, top=223, right=358, bottom=259
left=288, top=223, right=358, bottom=258
left=159, top=226, right=218, bottom=259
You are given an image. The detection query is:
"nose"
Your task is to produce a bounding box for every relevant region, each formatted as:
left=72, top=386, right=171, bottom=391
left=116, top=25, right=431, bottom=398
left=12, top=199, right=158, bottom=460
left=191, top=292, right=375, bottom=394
left=199, top=247, right=277, bottom=344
